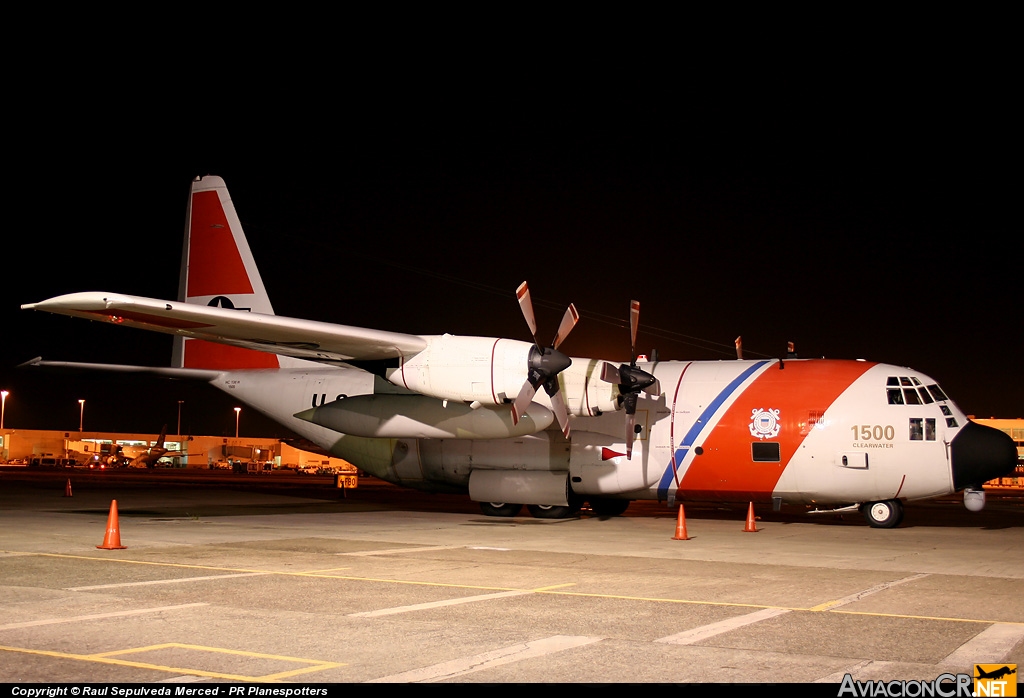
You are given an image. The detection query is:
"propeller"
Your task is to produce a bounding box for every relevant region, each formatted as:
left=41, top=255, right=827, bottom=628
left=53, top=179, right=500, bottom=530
left=599, top=300, right=661, bottom=459
left=510, top=282, right=579, bottom=438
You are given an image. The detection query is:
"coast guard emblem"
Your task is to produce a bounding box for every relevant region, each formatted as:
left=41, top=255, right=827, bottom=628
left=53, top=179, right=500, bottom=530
left=749, top=408, right=781, bottom=439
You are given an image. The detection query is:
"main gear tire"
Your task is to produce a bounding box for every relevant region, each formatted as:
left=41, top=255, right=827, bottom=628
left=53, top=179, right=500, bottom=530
left=480, top=502, right=523, bottom=517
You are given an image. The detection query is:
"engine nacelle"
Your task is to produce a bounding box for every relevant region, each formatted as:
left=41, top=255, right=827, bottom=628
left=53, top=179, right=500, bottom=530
left=385, top=334, right=622, bottom=417
left=387, top=335, right=530, bottom=405
left=294, top=394, right=553, bottom=439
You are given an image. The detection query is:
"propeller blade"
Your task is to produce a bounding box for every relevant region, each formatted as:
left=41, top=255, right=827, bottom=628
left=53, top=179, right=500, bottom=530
left=551, top=303, right=579, bottom=350
left=600, top=361, right=622, bottom=384
left=511, top=283, right=578, bottom=431
left=629, top=300, right=640, bottom=361
left=735, top=336, right=743, bottom=360
left=547, top=384, right=571, bottom=439
left=642, top=378, right=662, bottom=397
left=516, top=281, right=538, bottom=345
left=510, top=380, right=537, bottom=426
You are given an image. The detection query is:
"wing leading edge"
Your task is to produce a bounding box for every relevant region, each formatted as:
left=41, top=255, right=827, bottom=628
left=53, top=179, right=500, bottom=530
left=22, top=292, right=427, bottom=363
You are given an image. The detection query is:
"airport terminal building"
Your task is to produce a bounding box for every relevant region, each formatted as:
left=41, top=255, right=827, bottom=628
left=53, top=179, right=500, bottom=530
left=0, top=428, right=356, bottom=473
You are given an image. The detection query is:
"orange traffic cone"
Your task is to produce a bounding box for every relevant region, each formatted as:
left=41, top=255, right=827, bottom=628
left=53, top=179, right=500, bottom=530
left=743, top=502, right=759, bottom=532
left=64, top=479, right=73, bottom=497
left=97, top=500, right=127, bottom=550
left=672, top=504, right=690, bottom=540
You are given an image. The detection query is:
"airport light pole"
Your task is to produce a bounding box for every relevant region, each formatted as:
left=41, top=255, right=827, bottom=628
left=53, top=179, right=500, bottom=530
left=78, top=399, right=85, bottom=433
left=234, top=407, right=241, bottom=438
left=177, top=400, right=183, bottom=438
left=1, top=390, right=8, bottom=429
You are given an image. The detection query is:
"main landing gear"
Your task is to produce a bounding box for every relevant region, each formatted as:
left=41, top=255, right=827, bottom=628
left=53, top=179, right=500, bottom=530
left=478, top=502, right=523, bottom=517
left=860, top=499, right=904, bottom=528
left=479, top=497, right=631, bottom=519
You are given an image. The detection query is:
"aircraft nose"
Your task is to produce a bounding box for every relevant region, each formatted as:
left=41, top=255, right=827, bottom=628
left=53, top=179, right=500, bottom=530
left=950, top=420, right=1018, bottom=489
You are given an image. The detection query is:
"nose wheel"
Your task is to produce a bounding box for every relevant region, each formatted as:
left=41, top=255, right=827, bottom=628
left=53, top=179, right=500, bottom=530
left=861, top=499, right=904, bottom=528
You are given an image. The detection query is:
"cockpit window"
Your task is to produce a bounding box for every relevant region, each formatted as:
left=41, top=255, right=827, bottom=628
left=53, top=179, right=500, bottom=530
left=887, top=377, right=951, bottom=406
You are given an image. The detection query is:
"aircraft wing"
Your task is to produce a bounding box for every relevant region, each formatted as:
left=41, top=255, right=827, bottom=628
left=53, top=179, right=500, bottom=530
left=22, top=292, right=427, bottom=362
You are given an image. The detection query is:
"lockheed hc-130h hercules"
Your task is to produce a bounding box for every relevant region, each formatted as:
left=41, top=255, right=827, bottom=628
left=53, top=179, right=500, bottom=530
left=21, top=176, right=1016, bottom=527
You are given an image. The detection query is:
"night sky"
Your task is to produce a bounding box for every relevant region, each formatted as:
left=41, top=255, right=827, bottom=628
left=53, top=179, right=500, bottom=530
left=3, top=68, right=1019, bottom=437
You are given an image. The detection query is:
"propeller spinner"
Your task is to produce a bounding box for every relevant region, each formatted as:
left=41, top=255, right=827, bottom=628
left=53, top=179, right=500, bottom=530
left=600, top=300, right=661, bottom=459
left=510, top=282, right=579, bottom=438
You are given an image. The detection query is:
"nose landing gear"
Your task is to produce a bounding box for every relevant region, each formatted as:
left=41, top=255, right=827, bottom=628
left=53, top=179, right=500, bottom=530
left=861, top=499, right=905, bottom=528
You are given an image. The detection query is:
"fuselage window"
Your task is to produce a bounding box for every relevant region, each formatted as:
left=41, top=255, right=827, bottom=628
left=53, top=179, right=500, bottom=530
left=751, top=442, right=781, bottom=462
left=940, top=405, right=952, bottom=416
left=910, top=418, right=924, bottom=440
left=910, top=418, right=937, bottom=441
left=946, top=417, right=959, bottom=428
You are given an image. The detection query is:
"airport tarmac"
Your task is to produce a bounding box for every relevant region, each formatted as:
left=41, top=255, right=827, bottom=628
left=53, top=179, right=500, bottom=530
left=1, top=471, right=1022, bottom=684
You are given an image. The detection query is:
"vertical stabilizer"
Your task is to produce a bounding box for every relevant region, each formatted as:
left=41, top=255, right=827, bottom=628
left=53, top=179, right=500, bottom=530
left=173, top=175, right=280, bottom=370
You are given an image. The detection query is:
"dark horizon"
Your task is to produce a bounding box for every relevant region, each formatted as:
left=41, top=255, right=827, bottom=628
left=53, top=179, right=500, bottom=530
left=3, top=86, right=1020, bottom=433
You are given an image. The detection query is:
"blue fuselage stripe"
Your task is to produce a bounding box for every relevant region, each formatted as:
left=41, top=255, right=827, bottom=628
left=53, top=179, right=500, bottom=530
left=657, top=361, right=769, bottom=500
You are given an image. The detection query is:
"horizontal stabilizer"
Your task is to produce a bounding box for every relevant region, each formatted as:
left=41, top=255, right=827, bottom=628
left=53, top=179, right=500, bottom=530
left=18, top=357, right=222, bottom=380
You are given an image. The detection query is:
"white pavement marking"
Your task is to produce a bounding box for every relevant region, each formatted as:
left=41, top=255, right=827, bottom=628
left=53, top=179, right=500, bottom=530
left=339, top=546, right=459, bottom=556
left=810, top=573, right=931, bottom=611
left=365, top=635, right=602, bottom=682
left=0, top=603, right=208, bottom=631
left=814, top=660, right=899, bottom=683
left=349, top=590, right=531, bottom=617
left=655, top=607, right=791, bottom=645
left=940, top=623, right=1024, bottom=667
left=67, top=572, right=270, bottom=591
left=156, top=676, right=208, bottom=683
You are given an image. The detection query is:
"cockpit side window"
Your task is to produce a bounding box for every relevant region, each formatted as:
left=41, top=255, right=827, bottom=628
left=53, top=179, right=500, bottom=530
left=887, top=388, right=905, bottom=405
left=927, top=384, right=949, bottom=401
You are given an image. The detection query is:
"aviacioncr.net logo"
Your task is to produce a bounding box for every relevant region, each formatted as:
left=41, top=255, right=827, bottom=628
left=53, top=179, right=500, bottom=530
left=838, top=673, right=974, bottom=697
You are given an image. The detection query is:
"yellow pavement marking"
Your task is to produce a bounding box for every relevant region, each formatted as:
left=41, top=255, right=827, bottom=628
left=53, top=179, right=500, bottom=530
left=0, top=642, right=344, bottom=682
left=828, top=610, right=1024, bottom=625
left=6, top=550, right=1023, bottom=628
